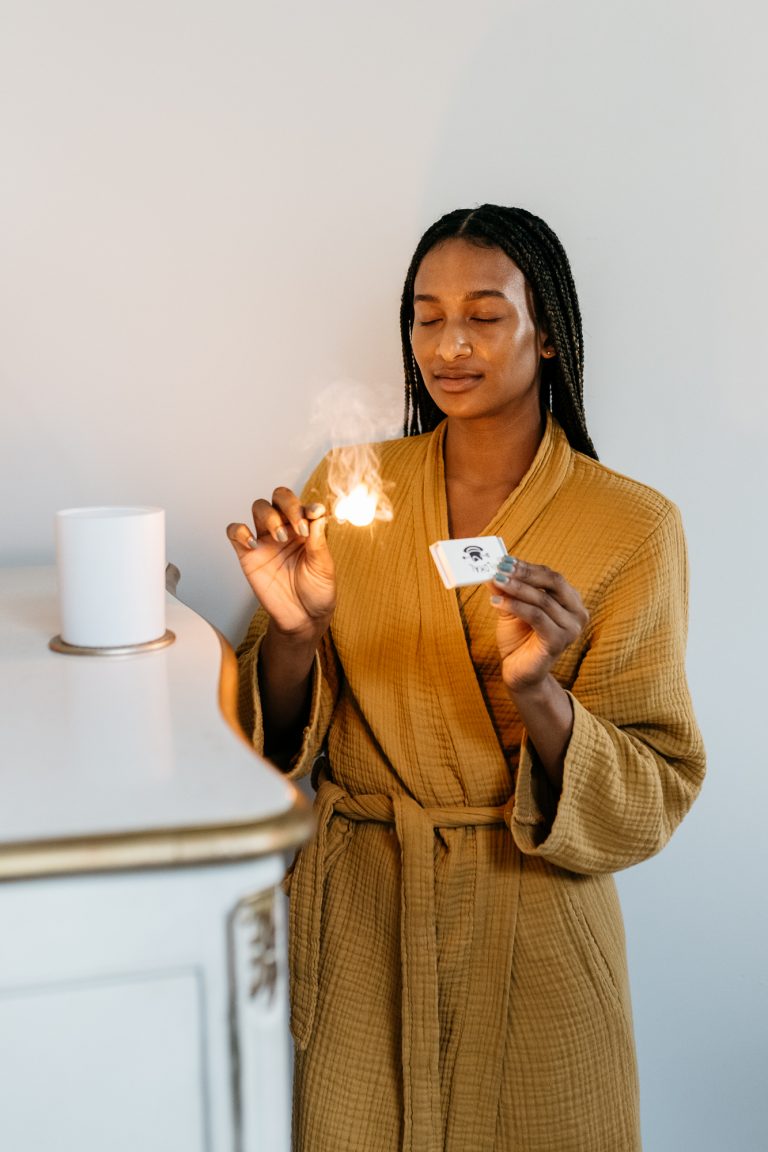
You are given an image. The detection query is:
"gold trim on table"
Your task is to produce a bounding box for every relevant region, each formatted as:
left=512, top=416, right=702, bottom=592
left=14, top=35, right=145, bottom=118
left=1, top=573, right=314, bottom=882
left=0, top=801, right=313, bottom=882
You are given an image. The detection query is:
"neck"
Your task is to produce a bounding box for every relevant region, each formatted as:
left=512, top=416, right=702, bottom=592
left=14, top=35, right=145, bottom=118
left=443, top=407, right=546, bottom=492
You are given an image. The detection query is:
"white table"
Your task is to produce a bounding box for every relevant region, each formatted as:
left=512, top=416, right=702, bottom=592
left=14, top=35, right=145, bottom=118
left=0, top=567, right=311, bottom=1152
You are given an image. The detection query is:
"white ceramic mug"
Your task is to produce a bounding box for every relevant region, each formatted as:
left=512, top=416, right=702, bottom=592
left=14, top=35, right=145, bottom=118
left=55, top=506, right=166, bottom=648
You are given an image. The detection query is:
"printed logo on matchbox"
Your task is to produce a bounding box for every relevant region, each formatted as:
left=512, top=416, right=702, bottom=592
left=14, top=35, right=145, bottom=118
left=461, top=544, right=496, bottom=578
left=429, top=536, right=507, bottom=590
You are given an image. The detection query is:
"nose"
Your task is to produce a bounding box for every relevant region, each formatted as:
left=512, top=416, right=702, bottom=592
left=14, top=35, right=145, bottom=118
left=436, top=322, right=472, bottom=361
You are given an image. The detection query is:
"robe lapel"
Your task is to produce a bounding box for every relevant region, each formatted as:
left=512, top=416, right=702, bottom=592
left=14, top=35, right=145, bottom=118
left=458, top=412, right=574, bottom=611
left=413, top=415, right=573, bottom=801
left=413, top=423, right=506, bottom=802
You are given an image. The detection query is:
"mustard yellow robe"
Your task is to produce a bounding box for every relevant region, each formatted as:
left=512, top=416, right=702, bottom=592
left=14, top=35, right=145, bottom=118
left=237, top=414, right=705, bottom=1152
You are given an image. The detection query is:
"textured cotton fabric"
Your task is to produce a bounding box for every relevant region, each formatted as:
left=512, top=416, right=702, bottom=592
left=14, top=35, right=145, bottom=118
left=237, top=414, right=705, bottom=1152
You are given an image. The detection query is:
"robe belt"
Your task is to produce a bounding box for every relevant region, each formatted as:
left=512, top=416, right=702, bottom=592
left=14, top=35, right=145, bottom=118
left=289, top=775, right=510, bottom=1152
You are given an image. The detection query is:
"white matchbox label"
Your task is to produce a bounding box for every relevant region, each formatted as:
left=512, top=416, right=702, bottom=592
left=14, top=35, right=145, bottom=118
left=429, top=535, right=508, bottom=589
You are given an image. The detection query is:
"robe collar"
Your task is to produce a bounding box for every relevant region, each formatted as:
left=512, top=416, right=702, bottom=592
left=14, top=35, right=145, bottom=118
left=411, top=413, right=574, bottom=801
left=422, top=410, right=574, bottom=549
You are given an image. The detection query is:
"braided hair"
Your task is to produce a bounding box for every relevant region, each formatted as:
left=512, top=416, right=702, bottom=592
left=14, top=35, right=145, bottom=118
left=400, top=205, right=597, bottom=459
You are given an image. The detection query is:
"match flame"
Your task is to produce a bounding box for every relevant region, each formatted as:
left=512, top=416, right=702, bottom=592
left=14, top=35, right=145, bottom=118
left=334, top=483, right=379, bottom=527
left=328, top=443, right=393, bottom=527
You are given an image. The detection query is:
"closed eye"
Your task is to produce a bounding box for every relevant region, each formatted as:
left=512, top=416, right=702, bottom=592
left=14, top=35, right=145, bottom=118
left=415, top=316, right=503, bottom=327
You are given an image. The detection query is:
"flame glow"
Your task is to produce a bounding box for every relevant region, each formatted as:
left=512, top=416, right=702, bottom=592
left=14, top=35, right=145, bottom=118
left=333, top=483, right=379, bottom=527
left=328, top=443, right=393, bottom=528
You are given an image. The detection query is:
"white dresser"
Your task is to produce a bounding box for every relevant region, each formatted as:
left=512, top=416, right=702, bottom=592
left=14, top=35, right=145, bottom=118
left=0, top=567, right=311, bottom=1152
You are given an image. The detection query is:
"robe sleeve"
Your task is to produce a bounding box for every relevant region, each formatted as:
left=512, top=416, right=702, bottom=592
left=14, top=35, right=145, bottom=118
left=234, top=459, right=341, bottom=781
left=508, top=502, right=706, bottom=875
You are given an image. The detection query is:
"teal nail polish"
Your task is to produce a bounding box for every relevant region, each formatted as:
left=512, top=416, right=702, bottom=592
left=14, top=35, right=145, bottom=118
left=494, top=573, right=511, bottom=586
left=490, top=594, right=504, bottom=606
left=275, top=527, right=289, bottom=543
left=247, top=535, right=259, bottom=549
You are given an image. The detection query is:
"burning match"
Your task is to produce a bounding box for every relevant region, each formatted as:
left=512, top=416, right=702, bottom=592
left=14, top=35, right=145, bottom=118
left=328, top=445, right=393, bottom=528
left=333, top=483, right=380, bottom=527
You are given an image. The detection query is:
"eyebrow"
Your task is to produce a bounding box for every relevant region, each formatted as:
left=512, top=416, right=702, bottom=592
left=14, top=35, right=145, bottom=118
left=413, top=290, right=510, bottom=303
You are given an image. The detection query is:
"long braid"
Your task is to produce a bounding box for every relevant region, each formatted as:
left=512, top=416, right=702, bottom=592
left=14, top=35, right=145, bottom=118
left=400, top=205, right=597, bottom=460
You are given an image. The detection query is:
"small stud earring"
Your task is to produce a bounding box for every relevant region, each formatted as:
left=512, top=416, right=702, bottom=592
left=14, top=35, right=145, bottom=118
left=542, top=348, right=556, bottom=359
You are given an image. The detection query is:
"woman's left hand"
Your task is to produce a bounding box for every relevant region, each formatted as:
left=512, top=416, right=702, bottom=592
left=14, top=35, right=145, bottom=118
left=489, top=556, right=589, bottom=694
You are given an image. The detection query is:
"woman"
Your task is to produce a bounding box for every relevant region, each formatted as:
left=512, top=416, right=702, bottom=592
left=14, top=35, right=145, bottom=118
left=227, top=205, right=705, bottom=1152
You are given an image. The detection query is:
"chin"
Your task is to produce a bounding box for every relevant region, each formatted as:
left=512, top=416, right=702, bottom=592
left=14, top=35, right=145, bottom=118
left=426, top=389, right=483, bottom=417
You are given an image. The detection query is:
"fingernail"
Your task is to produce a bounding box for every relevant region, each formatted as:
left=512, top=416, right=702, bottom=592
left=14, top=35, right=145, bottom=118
left=494, top=573, right=511, bottom=586
left=498, top=555, right=517, bottom=570
left=275, top=527, right=289, bottom=543
left=490, top=594, right=504, bottom=606
left=247, top=535, right=259, bottom=549
left=297, top=520, right=310, bottom=538
left=305, top=502, right=325, bottom=517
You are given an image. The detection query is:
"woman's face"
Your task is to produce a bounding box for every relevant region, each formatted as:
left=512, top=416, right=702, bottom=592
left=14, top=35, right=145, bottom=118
left=411, top=238, right=550, bottom=424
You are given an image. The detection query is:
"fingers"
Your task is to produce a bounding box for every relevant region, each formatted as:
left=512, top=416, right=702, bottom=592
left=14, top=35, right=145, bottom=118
left=251, top=493, right=293, bottom=543
left=251, top=489, right=328, bottom=544
left=490, top=556, right=589, bottom=645
left=305, top=506, right=331, bottom=554
left=494, top=557, right=585, bottom=612
left=227, top=490, right=329, bottom=561
left=226, top=522, right=259, bottom=558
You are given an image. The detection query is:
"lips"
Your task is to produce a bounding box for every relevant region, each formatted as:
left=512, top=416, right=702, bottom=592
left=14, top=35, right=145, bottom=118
left=432, top=372, right=483, bottom=392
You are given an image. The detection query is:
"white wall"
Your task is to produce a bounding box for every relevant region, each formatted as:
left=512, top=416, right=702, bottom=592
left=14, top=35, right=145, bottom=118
left=2, top=2, right=766, bottom=1148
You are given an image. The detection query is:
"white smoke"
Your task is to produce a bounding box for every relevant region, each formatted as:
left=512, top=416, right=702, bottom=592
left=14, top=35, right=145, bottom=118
left=297, top=379, right=402, bottom=523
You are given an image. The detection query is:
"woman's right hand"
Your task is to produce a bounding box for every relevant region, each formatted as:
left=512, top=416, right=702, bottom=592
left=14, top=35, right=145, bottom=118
left=226, top=487, right=336, bottom=641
